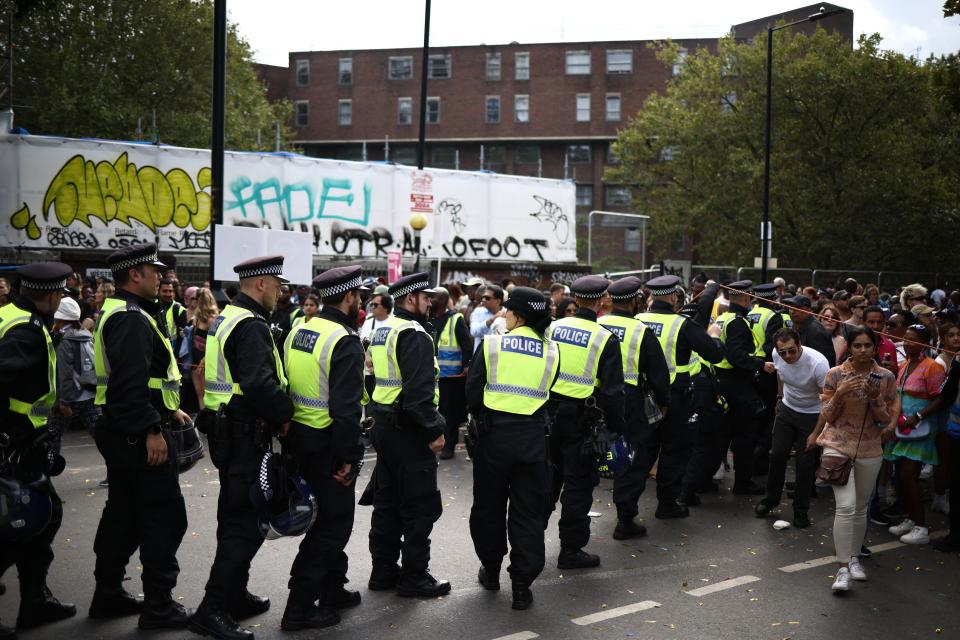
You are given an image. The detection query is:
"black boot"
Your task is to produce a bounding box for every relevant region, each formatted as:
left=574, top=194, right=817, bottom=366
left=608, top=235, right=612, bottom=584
left=137, top=593, right=194, bottom=630
left=89, top=586, right=143, bottom=619
left=16, top=586, right=76, bottom=630
left=368, top=564, right=401, bottom=591
left=754, top=501, right=774, bottom=518
left=793, top=511, right=812, bottom=529
left=612, top=520, right=647, bottom=540
left=280, top=591, right=339, bottom=631
left=396, top=571, right=452, bottom=597
left=477, top=566, right=501, bottom=591
left=655, top=502, right=690, bottom=519
left=189, top=603, right=252, bottom=640
left=231, top=590, right=270, bottom=620
left=679, top=491, right=701, bottom=506
left=511, top=585, right=533, bottom=611
left=557, top=549, right=600, bottom=569
left=320, top=587, right=361, bottom=610
left=732, top=482, right=765, bottom=495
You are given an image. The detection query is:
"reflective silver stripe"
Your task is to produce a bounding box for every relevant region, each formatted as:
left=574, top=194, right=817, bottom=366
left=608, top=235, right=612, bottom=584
left=30, top=405, right=50, bottom=417
left=290, top=392, right=329, bottom=409
left=624, top=373, right=639, bottom=381
left=97, top=376, right=110, bottom=386
left=315, top=327, right=347, bottom=405
left=537, top=341, right=559, bottom=395
left=485, top=383, right=548, bottom=399
left=383, top=321, right=419, bottom=383
left=625, top=322, right=644, bottom=380
left=375, top=377, right=402, bottom=387
left=212, top=311, right=255, bottom=387
left=485, top=335, right=499, bottom=385
left=662, top=315, right=685, bottom=376
left=206, top=382, right=236, bottom=393
left=148, top=378, right=181, bottom=392
left=557, top=372, right=595, bottom=385
left=580, top=327, right=607, bottom=382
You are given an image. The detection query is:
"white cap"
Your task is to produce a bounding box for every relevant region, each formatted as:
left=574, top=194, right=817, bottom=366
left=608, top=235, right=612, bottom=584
left=54, top=296, right=81, bottom=321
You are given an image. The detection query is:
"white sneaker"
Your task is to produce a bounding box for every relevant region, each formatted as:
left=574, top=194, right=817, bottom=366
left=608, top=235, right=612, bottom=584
left=888, top=518, right=915, bottom=536
left=920, top=464, right=934, bottom=479
left=831, top=567, right=851, bottom=592
left=713, top=463, right=725, bottom=481
left=900, top=526, right=930, bottom=545
left=848, top=556, right=867, bottom=581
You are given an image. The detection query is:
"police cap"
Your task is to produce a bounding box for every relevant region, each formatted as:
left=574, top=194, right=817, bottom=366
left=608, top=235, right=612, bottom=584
left=608, top=276, right=643, bottom=301
left=233, top=255, right=288, bottom=283
left=503, top=286, right=550, bottom=319
left=570, top=275, right=610, bottom=299
left=645, top=274, right=681, bottom=296
left=751, top=282, right=778, bottom=300
left=107, top=243, right=166, bottom=273
left=388, top=272, right=436, bottom=298
left=312, top=265, right=367, bottom=298
left=727, top=280, right=753, bottom=292
left=15, top=262, right=73, bottom=292
left=783, top=295, right=812, bottom=309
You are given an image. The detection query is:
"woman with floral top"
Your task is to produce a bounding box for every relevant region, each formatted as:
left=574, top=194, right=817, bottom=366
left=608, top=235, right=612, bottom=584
left=807, top=326, right=897, bottom=593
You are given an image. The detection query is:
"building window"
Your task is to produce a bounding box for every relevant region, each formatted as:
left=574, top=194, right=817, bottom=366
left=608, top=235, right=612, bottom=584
left=606, top=49, right=632, bottom=74
left=338, top=99, right=352, bottom=126
left=397, top=97, right=413, bottom=125
left=722, top=92, right=737, bottom=112
left=567, top=144, right=591, bottom=164
left=428, top=54, right=451, bottom=79
left=295, top=59, right=309, bottom=86
left=485, top=96, right=500, bottom=124
left=431, top=146, right=456, bottom=169
left=516, top=145, right=540, bottom=164
left=624, top=227, right=642, bottom=252
left=660, top=146, right=676, bottom=162
left=606, top=144, right=621, bottom=165
left=515, top=52, right=530, bottom=80
left=514, top=94, right=530, bottom=123
left=605, top=185, right=631, bottom=206
left=486, top=52, right=501, bottom=80
left=576, top=94, right=591, bottom=122
left=483, top=145, right=506, bottom=171
left=575, top=184, right=593, bottom=207
left=294, top=101, right=309, bottom=127
left=393, top=146, right=416, bottom=165
left=426, top=97, right=440, bottom=124
left=340, top=146, right=364, bottom=161
left=389, top=56, right=413, bottom=80
left=566, top=51, right=591, bottom=75
left=606, top=94, right=621, bottom=121
left=672, top=49, right=688, bottom=77
left=338, top=58, right=353, bottom=85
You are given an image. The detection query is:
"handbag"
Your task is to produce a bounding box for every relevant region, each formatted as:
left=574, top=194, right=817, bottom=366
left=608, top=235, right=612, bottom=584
left=815, top=387, right=870, bottom=487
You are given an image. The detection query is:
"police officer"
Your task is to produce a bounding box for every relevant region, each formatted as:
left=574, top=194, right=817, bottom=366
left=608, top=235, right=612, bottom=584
left=710, top=281, right=775, bottom=494
left=189, top=256, right=295, bottom=640
left=430, top=287, right=472, bottom=459
left=546, top=275, right=625, bottom=569
left=598, top=277, right=671, bottom=537
left=364, top=272, right=450, bottom=597
left=466, top=287, right=559, bottom=610
left=748, top=283, right=785, bottom=476
left=0, top=262, right=76, bottom=637
left=280, top=266, right=367, bottom=631
left=159, top=278, right=187, bottom=351
left=90, top=244, right=193, bottom=630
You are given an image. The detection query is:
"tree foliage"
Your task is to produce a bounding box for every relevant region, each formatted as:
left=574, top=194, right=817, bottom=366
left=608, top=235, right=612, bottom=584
left=1, top=0, right=293, bottom=151
left=607, top=30, right=960, bottom=272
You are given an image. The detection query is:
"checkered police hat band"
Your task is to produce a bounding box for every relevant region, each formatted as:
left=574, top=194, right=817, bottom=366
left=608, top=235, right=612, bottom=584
left=574, top=291, right=605, bottom=299
left=22, top=278, right=67, bottom=291
left=110, top=251, right=159, bottom=272
left=754, top=290, right=777, bottom=299
left=650, top=285, right=677, bottom=296
left=319, top=275, right=363, bottom=298
left=610, top=292, right=639, bottom=300
left=392, top=280, right=429, bottom=298
left=528, top=300, right=547, bottom=312
left=237, top=264, right=283, bottom=279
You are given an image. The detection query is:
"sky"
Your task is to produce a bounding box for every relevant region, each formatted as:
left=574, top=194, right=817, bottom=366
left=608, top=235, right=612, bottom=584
left=227, top=0, right=960, bottom=66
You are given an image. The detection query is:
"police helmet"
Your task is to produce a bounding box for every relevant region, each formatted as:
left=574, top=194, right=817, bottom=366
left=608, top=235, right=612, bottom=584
left=0, top=475, right=53, bottom=542
left=597, top=438, right=631, bottom=479
left=259, top=473, right=318, bottom=540
left=170, top=416, right=204, bottom=474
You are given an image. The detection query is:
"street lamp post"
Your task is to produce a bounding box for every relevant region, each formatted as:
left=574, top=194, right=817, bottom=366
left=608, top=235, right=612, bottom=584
left=761, top=5, right=845, bottom=282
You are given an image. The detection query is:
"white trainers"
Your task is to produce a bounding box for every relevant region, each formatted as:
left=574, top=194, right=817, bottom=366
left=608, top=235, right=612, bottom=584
left=888, top=518, right=915, bottom=536
left=920, top=464, right=934, bottom=479
left=713, top=463, right=725, bottom=481
left=831, top=567, right=851, bottom=592
left=932, top=494, right=951, bottom=515
left=848, top=556, right=867, bottom=581
left=900, top=526, right=930, bottom=545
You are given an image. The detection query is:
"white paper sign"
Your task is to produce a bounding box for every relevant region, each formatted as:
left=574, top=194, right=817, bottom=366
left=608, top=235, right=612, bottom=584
left=212, top=225, right=313, bottom=284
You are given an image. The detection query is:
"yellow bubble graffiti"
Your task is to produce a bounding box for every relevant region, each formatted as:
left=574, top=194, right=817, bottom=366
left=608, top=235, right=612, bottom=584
left=10, top=203, right=41, bottom=240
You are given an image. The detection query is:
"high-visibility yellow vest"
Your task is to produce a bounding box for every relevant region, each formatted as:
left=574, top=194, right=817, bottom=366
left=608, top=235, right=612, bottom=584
left=781, top=311, right=793, bottom=328
left=204, top=305, right=287, bottom=410
left=0, top=303, right=56, bottom=428
left=711, top=311, right=757, bottom=370
left=284, top=316, right=351, bottom=429
left=747, top=304, right=777, bottom=358
left=482, top=325, right=559, bottom=414
left=436, top=312, right=465, bottom=377
left=635, top=312, right=697, bottom=384
left=162, top=301, right=185, bottom=343
left=547, top=316, right=611, bottom=399
left=95, top=297, right=181, bottom=410
left=599, top=314, right=648, bottom=385
left=368, top=315, right=439, bottom=405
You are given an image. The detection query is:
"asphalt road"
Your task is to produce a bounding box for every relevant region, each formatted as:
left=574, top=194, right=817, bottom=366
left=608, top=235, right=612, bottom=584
left=2, top=429, right=957, bottom=640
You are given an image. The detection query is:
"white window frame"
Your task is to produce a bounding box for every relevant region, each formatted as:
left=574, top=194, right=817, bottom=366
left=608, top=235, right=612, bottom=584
left=427, top=54, right=452, bottom=79
left=576, top=94, right=591, bottom=122
left=338, top=58, right=353, bottom=85
left=295, top=59, right=310, bottom=86
left=426, top=96, right=441, bottom=124
left=485, top=95, right=501, bottom=124
left=514, top=94, right=530, bottom=123
left=606, top=49, right=633, bottom=74
left=515, top=52, right=530, bottom=80
left=397, top=97, right=413, bottom=125
left=294, top=100, right=309, bottom=128
left=567, top=144, right=591, bottom=164
left=605, top=94, right=621, bottom=121
left=566, top=50, right=591, bottom=75
left=672, top=48, right=688, bottom=77
left=605, top=185, right=632, bottom=206
left=575, top=183, right=593, bottom=207
left=389, top=56, right=414, bottom=80
left=486, top=52, right=501, bottom=81
left=338, top=99, right=352, bottom=126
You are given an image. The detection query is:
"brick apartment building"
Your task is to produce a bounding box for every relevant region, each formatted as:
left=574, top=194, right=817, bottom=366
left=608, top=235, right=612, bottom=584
left=255, top=3, right=851, bottom=272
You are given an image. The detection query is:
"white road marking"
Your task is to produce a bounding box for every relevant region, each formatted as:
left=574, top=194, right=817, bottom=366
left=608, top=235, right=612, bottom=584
left=491, top=632, right=539, bottom=640
left=571, top=600, right=661, bottom=626
left=778, top=531, right=946, bottom=573
left=684, top=575, right=760, bottom=597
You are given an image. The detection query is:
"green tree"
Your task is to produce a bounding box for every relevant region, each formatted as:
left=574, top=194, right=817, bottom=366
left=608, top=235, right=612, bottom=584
left=1, top=0, right=293, bottom=151
left=607, top=30, right=960, bottom=273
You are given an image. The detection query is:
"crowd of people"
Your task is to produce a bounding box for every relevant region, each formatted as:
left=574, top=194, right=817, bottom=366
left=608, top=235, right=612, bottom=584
left=2, top=255, right=959, bottom=640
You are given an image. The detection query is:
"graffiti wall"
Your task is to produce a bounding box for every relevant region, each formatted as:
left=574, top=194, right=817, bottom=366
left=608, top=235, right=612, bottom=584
left=0, top=135, right=577, bottom=262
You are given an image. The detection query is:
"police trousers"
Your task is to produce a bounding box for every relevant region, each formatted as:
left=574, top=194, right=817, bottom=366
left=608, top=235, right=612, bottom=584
left=0, top=479, right=62, bottom=603
left=93, top=423, right=187, bottom=598
left=716, top=371, right=764, bottom=488
left=470, top=417, right=549, bottom=588
left=682, top=373, right=728, bottom=494
left=284, top=425, right=356, bottom=599
left=367, top=408, right=442, bottom=576
left=438, top=377, right=467, bottom=454
left=547, top=400, right=597, bottom=552
left=201, top=430, right=266, bottom=611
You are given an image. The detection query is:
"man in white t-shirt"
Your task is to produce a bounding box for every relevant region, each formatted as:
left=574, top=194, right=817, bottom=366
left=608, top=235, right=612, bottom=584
left=754, top=327, right=829, bottom=528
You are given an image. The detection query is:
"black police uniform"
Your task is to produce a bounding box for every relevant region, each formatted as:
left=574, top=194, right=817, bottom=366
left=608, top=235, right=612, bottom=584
left=191, top=257, right=295, bottom=640
left=432, top=308, right=472, bottom=458
left=748, top=284, right=785, bottom=476
left=547, top=276, right=626, bottom=568
left=465, top=287, right=557, bottom=610
left=365, top=273, right=449, bottom=596
left=91, top=244, right=192, bottom=629
left=0, top=263, right=76, bottom=635
left=281, top=267, right=366, bottom=630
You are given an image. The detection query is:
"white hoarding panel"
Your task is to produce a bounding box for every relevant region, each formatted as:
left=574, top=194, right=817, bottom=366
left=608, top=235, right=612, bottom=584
left=211, top=225, right=313, bottom=284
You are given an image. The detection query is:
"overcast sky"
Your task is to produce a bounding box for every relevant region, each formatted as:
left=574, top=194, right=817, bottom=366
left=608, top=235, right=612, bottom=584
left=227, top=0, right=959, bottom=66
